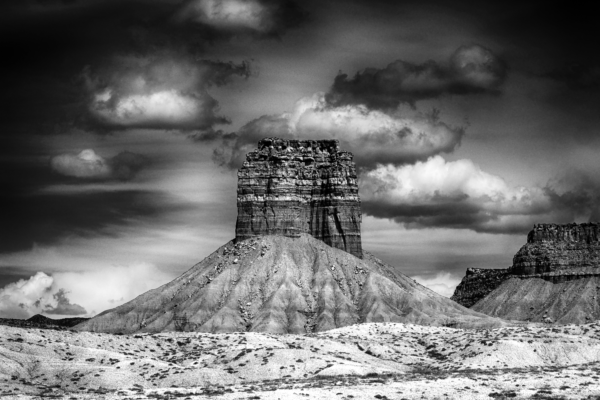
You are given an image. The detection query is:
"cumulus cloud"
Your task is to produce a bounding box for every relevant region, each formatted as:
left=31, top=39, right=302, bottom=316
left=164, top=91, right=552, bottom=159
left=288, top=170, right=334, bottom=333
left=214, top=93, right=464, bottom=168
left=360, top=156, right=600, bottom=234
left=82, top=55, right=250, bottom=132
left=0, top=262, right=173, bottom=319
left=360, top=156, right=548, bottom=234
left=51, top=262, right=173, bottom=316
left=327, top=44, right=507, bottom=109
left=0, top=272, right=86, bottom=319
left=50, top=149, right=147, bottom=181
left=176, top=0, right=307, bottom=37
left=412, top=272, right=462, bottom=298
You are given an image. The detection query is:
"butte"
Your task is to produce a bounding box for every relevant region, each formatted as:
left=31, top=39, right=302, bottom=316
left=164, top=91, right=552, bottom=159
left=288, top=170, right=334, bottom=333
left=452, top=223, right=600, bottom=324
left=76, top=138, right=500, bottom=334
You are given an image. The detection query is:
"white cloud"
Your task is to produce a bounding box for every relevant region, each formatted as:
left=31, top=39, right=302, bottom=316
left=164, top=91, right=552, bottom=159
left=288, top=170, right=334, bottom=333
left=183, top=0, right=271, bottom=32
left=52, top=262, right=173, bottom=316
left=50, top=149, right=111, bottom=179
left=82, top=55, right=249, bottom=131
left=0, top=272, right=84, bottom=319
left=360, top=155, right=553, bottom=233
left=91, top=89, right=204, bottom=128
left=0, top=262, right=173, bottom=319
left=412, top=272, right=462, bottom=298
left=361, top=155, right=548, bottom=212
left=229, top=93, right=464, bottom=167
left=50, top=149, right=147, bottom=180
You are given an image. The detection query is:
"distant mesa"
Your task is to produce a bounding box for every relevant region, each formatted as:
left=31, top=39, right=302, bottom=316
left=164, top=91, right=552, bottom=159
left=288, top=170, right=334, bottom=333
left=452, top=223, right=600, bottom=324
left=236, top=137, right=363, bottom=258
left=75, top=138, right=500, bottom=334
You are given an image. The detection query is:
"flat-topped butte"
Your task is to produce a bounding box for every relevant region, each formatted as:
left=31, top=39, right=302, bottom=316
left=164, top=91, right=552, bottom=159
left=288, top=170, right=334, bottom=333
left=236, top=137, right=363, bottom=258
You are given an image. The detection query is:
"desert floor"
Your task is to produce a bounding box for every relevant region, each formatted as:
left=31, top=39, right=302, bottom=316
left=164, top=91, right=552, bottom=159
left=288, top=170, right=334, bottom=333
left=2, top=322, right=600, bottom=399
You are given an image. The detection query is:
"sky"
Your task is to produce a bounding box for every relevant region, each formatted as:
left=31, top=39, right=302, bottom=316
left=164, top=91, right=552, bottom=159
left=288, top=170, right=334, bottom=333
left=1, top=0, right=600, bottom=318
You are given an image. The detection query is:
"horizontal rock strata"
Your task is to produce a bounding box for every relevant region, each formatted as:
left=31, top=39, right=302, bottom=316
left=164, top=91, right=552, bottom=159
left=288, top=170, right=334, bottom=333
left=236, top=137, right=362, bottom=258
left=452, top=223, right=600, bottom=308
left=513, top=223, right=600, bottom=275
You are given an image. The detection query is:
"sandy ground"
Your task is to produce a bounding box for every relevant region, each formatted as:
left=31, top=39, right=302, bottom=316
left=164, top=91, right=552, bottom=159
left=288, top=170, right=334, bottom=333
left=2, top=322, right=600, bottom=399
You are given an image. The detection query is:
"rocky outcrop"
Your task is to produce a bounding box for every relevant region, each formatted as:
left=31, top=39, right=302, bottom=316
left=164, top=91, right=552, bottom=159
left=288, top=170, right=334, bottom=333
left=512, top=223, right=600, bottom=275
left=452, top=223, right=600, bottom=323
left=450, top=268, right=510, bottom=308
left=236, top=137, right=362, bottom=258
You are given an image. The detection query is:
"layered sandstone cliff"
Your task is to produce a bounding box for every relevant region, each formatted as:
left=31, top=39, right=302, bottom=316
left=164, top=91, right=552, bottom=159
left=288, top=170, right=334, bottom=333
left=235, top=137, right=363, bottom=258
left=512, top=223, right=600, bottom=275
left=452, top=223, right=600, bottom=322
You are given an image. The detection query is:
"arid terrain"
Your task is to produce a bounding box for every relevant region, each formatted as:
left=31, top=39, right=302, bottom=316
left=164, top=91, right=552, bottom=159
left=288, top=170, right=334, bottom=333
left=2, top=322, right=600, bottom=399
left=75, top=235, right=501, bottom=335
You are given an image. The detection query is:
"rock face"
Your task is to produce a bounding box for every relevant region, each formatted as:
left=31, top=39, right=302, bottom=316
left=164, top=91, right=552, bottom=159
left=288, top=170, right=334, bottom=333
left=76, top=234, right=501, bottom=334
left=450, top=268, right=510, bottom=308
left=235, top=137, right=363, bottom=258
left=512, top=223, right=600, bottom=275
left=452, top=223, right=600, bottom=323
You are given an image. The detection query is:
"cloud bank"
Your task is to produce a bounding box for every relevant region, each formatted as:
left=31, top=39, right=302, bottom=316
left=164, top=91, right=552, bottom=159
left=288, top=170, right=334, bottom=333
left=361, top=156, right=600, bottom=234
left=0, top=262, right=173, bottom=319
left=215, top=93, right=465, bottom=168
left=212, top=44, right=510, bottom=169
left=327, top=44, right=507, bottom=109
left=0, top=272, right=86, bottom=319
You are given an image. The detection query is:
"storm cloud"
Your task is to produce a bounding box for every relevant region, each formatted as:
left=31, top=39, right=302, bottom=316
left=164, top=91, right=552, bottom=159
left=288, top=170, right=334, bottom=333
left=0, top=189, right=196, bottom=254
left=327, top=44, right=507, bottom=109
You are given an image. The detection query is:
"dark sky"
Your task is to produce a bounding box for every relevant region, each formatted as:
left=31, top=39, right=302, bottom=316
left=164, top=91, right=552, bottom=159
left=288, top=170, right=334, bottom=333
left=1, top=0, right=599, bottom=317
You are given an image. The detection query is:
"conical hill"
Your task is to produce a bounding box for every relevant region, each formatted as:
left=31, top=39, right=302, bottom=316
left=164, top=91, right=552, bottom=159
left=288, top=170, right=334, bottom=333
left=76, top=234, right=502, bottom=334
